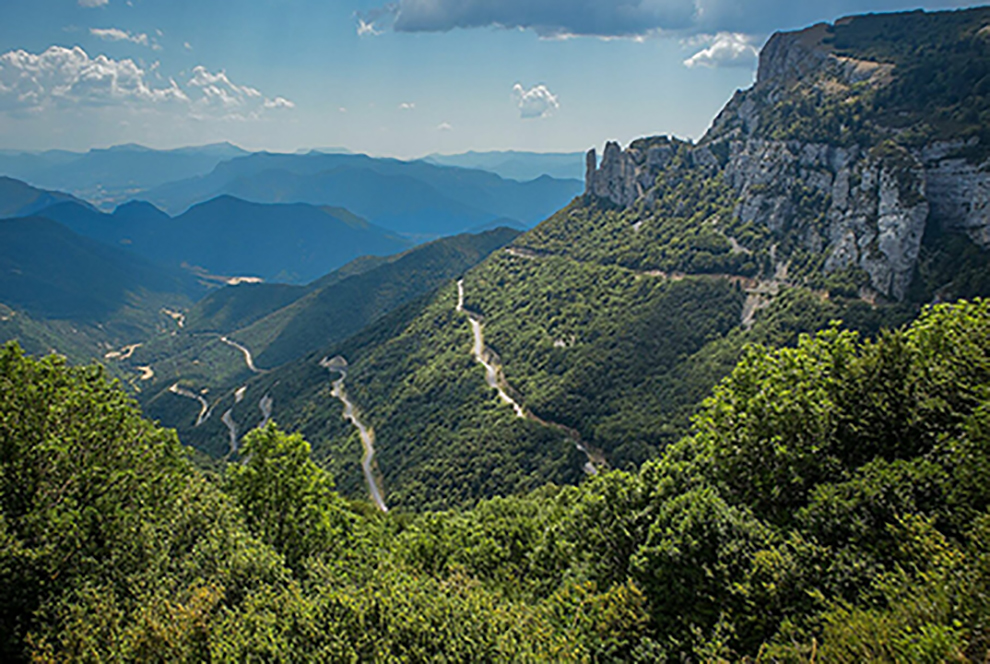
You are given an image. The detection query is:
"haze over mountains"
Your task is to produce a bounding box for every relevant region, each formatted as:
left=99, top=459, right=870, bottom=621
left=37, top=195, right=409, bottom=284
left=422, top=150, right=586, bottom=181
left=0, top=145, right=584, bottom=236
left=0, top=143, right=250, bottom=209
left=0, top=216, right=200, bottom=320
left=0, top=177, right=90, bottom=219
left=142, top=151, right=583, bottom=236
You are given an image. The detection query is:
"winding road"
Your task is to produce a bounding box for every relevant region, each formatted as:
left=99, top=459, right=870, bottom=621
left=456, top=280, right=600, bottom=475
left=221, top=336, right=264, bottom=374
left=221, top=409, right=238, bottom=455
left=162, top=308, right=185, bottom=328
left=321, top=356, right=388, bottom=512
left=104, top=343, right=142, bottom=360
left=169, top=333, right=267, bottom=453
left=258, top=394, right=274, bottom=428
left=457, top=281, right=527, bottom=418
left=219, top=386, right=245, bottom=456
left=169, top=383, right=213, bottom=426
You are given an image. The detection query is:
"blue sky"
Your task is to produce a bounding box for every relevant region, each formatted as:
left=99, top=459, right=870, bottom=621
left=0, top=0, right=983, bottom=157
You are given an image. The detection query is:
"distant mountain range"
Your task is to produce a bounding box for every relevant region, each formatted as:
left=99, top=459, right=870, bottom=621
left=0, top=143, right=248, bottom=209
left=0, top=176, right=91, bottom=218
left=0, top=144, right=585, bottom=239
left=0, top=177, right=520, bottom=398
left=422, top=150, right=587, bottom=182
left=142, top=152, right=583, bottom=236
left=30, top=193, right=410, bottom=285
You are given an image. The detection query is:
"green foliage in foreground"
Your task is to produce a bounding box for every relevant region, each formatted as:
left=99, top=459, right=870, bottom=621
left=2, top=299, right=989, bottom=661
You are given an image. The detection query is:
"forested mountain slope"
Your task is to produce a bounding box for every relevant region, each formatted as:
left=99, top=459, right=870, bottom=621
left=0, top=216, right=203, bottom=378
left=216, top=7, right=990, bottom=511
left=2, top=298, right=988, bottom=661
left=128, top=229, right=520, bottom=458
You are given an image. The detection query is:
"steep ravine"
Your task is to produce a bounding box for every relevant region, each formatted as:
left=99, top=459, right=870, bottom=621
left=457, top=279, right=601, bottom=475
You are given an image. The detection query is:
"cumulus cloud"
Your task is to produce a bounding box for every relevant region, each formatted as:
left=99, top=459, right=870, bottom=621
left=683, top=32, right=758, bottom=68
left=90, top=27, right=150, bottom=47
left=0, top=46, right=185, bottom=113
left=264, top=96, right=295, bottom=109
left=512, top=83, right=558, bottom=119
left=437, top=121, right=452, bottom=131
left=78, top=0, right=109, bottom=7
left=0, top=45, right=293, bottom=120
left=398, top=101, right=415, bottom=110
left=186, top=66, right=293, bottom=119
left=360, top=0, right=957, bottom=39
left=188, top=66, right=260, bottom=106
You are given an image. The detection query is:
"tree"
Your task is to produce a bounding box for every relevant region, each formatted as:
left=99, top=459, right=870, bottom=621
left=227, top=423, right=354, bottom=571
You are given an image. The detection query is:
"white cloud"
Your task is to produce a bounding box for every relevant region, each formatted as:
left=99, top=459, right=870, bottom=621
left=512, top=83, right=558, bottom=119
left=0, top=45, right=186, bottom=113
left=0, top=46, right=293, bottom=121
left=437, top=121, right=452, bottom=131
left=398, top=101, right=415, bottom=110
left=683, top=32, right=759, bottom=68
left=78, top=0, right=109, bottom=7
left=90, top=27, right=150, bottom=47
left=357, top=18, right=383, bottom=36
left=188, top=66, right=260, bottom=104
left=264, top=96, right=295, bottom=109
left=183, top=42, right=193, bottom=51
left=186, top=66, right=294, bottom=119
left=339, top=106, right=347, bottom=113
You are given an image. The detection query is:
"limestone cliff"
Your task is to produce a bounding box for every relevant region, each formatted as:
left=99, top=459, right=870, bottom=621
left=585, top=8, right=990, bottom=301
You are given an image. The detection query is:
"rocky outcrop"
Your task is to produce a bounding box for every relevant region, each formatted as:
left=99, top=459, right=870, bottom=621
left=583, top=16, right=989, bottom=301
left=756, top=23, right=833, bottom=86
left=586, top=136, right=693, bottom=208
left=585, top=141, right=640, bottom=207
left=756, top=22, right=893, bottom=90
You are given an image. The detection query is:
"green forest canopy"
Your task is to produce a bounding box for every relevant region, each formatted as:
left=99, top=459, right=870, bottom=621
left=0, top=298, right=988, bottom=661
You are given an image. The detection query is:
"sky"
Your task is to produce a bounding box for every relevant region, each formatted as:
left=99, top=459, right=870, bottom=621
left=0, top=0, right=984, bottom=157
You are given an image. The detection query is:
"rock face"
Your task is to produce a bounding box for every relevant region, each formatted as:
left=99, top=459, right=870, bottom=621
left=585, top=137, right=684, bottom=208
left=584, top=16, right=989, bottom=301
